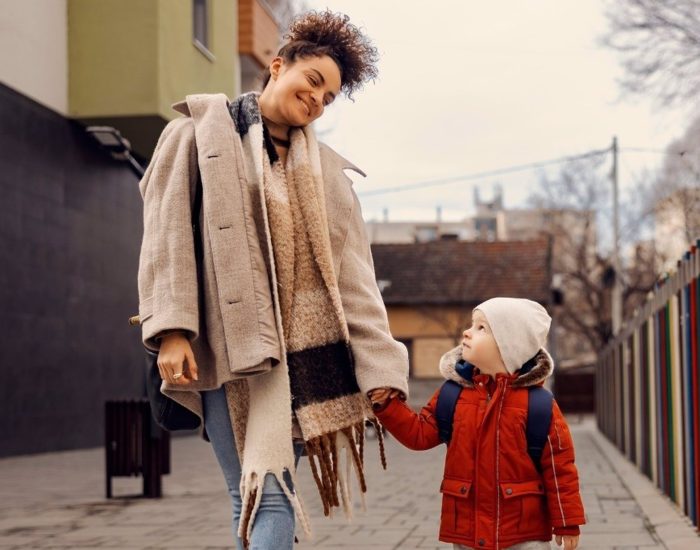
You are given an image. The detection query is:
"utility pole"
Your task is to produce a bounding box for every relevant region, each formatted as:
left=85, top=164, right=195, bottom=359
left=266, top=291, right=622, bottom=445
left=611, top=136, right=622, bottom=335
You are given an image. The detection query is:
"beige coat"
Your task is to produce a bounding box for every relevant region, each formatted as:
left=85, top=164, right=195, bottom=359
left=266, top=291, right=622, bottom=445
left=137, top=94, right=409, bottom=423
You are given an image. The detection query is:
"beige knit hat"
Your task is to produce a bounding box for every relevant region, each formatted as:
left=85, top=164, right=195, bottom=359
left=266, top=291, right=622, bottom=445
left=474, top=297, right=552, bottom=374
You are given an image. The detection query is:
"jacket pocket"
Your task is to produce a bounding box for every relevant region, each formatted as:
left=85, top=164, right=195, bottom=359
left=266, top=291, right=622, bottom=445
left=440, top=478, right=473, bottom=537
left=499, top=480, right=546, bottom=535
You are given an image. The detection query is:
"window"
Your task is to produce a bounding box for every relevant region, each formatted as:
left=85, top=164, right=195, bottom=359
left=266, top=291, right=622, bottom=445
left=193, top=0, right=214, bottom=60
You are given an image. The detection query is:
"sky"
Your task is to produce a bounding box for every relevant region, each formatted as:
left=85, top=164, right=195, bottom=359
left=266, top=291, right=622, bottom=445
left=304, top=0, right=688, bottom=223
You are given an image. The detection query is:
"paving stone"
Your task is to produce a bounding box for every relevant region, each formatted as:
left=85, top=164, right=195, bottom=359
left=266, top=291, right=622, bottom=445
left=1, top=393, right=698, bottom=549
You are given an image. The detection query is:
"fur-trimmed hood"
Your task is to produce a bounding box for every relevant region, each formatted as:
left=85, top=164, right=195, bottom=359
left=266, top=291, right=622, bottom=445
left=438, top=345, right=553, bottom=389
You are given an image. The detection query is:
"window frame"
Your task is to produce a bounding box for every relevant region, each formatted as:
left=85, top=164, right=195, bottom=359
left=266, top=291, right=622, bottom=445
left=193, top=0, right=215, bottom=62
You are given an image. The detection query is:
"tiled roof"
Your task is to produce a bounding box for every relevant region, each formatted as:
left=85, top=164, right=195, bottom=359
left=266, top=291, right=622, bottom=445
left=371, top=239, right=552, bottom=305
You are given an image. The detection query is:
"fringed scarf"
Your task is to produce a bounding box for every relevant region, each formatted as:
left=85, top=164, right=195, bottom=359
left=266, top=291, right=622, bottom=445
left=223, top=93, right=385, bottom=547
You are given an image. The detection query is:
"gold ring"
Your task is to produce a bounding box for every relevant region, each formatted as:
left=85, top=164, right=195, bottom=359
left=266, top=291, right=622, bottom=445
left=173, top=372, right=183, bottom=380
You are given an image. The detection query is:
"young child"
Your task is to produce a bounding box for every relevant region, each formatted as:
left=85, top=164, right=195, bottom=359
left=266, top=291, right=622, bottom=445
left=371, top=298, right=585, bottom=550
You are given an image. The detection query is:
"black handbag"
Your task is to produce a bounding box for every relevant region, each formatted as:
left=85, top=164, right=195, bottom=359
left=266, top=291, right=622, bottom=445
left=140, top=171, right=204, bottom=432
left=144, top=347, right=201, bottom=431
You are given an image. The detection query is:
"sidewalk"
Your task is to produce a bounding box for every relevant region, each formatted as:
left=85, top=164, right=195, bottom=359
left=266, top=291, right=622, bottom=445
left=0, top=391, right=698, bottom=549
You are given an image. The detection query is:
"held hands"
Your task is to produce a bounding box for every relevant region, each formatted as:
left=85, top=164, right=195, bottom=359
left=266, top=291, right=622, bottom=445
left=367, top=387, right=401, bottom=410
left=157, top=331, right=199, bottom=385
left=555, top=535, right=579, bottom=550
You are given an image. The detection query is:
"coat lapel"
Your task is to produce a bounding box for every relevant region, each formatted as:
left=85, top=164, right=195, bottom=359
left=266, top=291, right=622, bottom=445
left=319, top=142, right=366, bottom=277
left=173, top=96, right=366, bottom=283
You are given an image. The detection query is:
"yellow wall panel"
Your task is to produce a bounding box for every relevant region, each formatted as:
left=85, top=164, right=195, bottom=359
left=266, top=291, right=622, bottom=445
left=157, top=0, right=239, bottom=119
left=69, top=0, right=239, bottom=121
left=69, top=0, right=158, bottom=117
left=413, top=338, right=456, bottom=378
left=387, top=305, right=471, bottom=341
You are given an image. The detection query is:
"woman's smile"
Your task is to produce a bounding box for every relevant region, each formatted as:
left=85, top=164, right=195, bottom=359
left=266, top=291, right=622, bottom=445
left=297, top=95, right=310, bottom=116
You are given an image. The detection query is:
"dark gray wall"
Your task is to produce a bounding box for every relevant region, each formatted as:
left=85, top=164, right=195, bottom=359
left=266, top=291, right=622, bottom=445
left=0, top=83, right=148, bottom=457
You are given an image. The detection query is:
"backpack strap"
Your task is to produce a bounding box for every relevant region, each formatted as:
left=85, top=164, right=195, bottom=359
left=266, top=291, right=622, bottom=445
left=436, top=380, right=463, bottom=444
left=526, top=386, right=554, bottom=473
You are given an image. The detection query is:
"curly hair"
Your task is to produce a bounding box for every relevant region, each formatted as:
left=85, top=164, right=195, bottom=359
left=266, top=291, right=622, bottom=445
left=261, top=10, right=379, bottom=99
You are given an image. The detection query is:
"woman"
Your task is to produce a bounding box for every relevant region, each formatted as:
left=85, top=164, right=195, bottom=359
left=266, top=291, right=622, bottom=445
left=137, top=10, right=408, bottom=550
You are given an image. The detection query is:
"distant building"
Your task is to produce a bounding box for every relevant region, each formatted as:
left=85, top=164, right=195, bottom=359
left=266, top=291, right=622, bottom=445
left=366, top=185, right=598, bottom=372
left=653, top=187, right=700, bottom=272
left=473, top=184, right=505, bottom=241
left=366, top=220, right=474, bottom=243
left=371, top=239, right=553, bottom=378
left=367, top=185, right=594, bottom=249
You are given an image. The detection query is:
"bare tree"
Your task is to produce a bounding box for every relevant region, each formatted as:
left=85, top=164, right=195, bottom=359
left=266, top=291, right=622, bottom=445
left=647, top=116, right=700, bottom=265
left=603, top=0, right=700, bottom=107
left=528, top=155, right=657, bottom=352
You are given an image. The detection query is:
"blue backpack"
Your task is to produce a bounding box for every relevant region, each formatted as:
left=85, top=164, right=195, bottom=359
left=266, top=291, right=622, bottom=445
left=435, top=360, right=553, bottom=473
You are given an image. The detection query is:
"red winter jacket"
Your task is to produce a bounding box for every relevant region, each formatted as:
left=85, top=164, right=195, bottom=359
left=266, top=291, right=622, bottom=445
left=376, top=346, right=585, bottom=550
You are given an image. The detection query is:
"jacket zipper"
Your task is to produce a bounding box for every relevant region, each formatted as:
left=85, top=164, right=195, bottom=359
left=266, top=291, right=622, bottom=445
left=473, top=377, right=505, bottom=548
left=493, top=379, right=507, bottom=550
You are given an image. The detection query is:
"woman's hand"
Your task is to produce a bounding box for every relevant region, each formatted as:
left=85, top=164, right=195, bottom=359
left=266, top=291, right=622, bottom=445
left=367, top=387, right=401, bottom=410
left=555, top=535, right=579, bottom=550
left=157, top=331, right=199, bottom=385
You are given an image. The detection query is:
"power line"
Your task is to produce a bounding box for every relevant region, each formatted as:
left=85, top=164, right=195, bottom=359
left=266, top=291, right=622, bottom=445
left=356, top=144, right=692, bottom=198
left=622, top=147, right=667, bottom=154
left=622, top=147, right=697, bottom=156
left=358, top=148, right=610, bottom=197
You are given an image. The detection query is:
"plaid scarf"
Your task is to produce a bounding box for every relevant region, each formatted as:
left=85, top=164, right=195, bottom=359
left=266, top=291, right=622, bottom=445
left=224, top=93, right=383, bottom=546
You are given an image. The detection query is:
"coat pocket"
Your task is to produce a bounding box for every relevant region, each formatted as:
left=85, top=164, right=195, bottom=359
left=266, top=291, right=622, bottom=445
left=440, top=478, right=473, bottom=537
left=499, top=479, right=546, bottom=535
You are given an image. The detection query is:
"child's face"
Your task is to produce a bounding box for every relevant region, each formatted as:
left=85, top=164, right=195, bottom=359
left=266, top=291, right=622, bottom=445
left=461, top=310, right=508, bottom=377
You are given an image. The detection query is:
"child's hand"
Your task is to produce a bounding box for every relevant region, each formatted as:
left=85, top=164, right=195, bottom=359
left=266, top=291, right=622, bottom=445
left=368, top=387, right=400, bottom=410
left=554, top=535, right=579, bottom=549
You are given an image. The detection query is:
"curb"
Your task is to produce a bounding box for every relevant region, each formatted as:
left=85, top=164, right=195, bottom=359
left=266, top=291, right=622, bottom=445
left=588, top=420, right=699, bottom=550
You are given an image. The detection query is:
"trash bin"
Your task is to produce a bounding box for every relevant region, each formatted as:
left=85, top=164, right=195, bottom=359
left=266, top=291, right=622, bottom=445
left=104, top=399, right=170, bottom=498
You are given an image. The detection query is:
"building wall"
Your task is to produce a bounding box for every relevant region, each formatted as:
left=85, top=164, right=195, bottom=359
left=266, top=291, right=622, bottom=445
left=412, top=337, right=456, bottom=378
left=157, top=0, right=239, bottom=117
left=0, top=0, right=69, bottom=114
left=68, top=0, right=159, bottom=118
left=386, top=305, right=470, bottom=378
left=654, top=199, right=696, bottom=271
left=69, top=0, right=239, bottom=121
left=0, top=84, right=145, bottom=457
left=366, top=221, right=474, bottom=244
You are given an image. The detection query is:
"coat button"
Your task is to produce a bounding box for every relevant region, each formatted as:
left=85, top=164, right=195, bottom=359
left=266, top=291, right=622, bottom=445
left=478, top=539, right=485, bottom=546
left=505, top=488, right=513, bottom=495
left=460, top=486, right=467, bottom=494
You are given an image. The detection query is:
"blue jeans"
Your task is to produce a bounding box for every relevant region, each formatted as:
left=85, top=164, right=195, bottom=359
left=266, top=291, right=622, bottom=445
left=202, top=386, right=304, bottom=550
